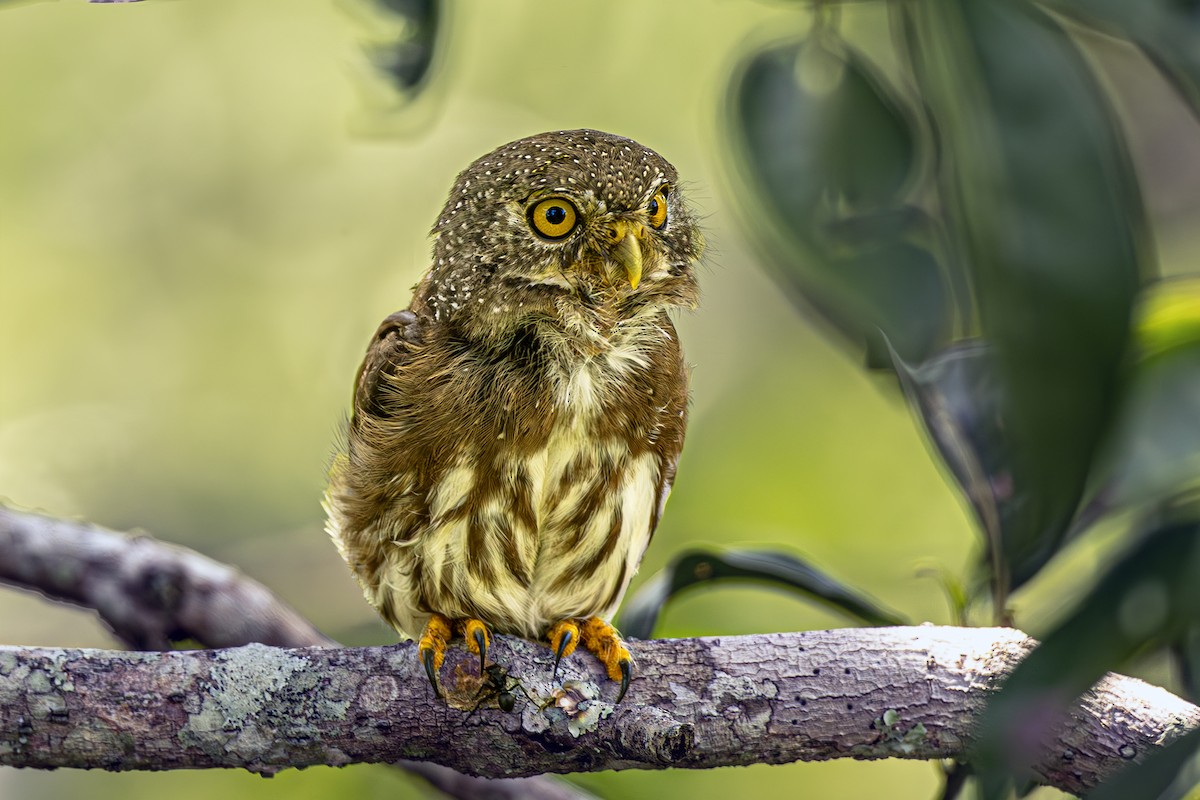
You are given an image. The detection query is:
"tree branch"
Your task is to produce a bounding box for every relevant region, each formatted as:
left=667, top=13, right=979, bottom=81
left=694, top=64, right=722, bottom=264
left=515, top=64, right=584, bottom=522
left=2, top=508, right=1197, bottom=795
left=1, top=627, right=1195, bottom=795
left=0, top=507, right=331, bottom=650
left=0, top=507, right=596, bottom=800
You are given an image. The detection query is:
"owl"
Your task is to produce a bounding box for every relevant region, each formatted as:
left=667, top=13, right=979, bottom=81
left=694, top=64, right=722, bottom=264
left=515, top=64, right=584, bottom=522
left=325, top=129, right=703, bottom=703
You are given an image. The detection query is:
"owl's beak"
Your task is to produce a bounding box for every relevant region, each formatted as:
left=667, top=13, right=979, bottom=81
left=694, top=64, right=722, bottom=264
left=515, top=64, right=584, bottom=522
left=605, top=220, right=645, bottom=290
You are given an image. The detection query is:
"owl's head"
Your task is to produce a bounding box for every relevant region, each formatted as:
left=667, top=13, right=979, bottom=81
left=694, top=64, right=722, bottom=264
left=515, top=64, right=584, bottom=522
left=415, top=130, right=702, bottom=342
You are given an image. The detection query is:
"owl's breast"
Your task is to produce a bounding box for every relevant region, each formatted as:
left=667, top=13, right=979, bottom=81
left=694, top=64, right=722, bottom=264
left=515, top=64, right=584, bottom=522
left=336, top=312, right=684, bottom=641
left=391, top=409, right=659, bottom=639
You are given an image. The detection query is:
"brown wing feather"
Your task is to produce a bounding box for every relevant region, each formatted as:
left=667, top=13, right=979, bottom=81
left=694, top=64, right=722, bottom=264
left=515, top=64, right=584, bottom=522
left=352, top=309, right=424, bottom=427
left=645, top=314, right=690, bottom=549
left=326, top=308, right=432, bottom=632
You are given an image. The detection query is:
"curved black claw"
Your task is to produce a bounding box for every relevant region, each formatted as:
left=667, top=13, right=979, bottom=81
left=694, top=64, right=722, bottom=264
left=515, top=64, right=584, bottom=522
left=552, top=629, right=574, bottom=681
left=473, top=627, right=488, bottom=676
left=615, top=659, right=632, bottom=704
left=421, top=648, right=442, bottom=699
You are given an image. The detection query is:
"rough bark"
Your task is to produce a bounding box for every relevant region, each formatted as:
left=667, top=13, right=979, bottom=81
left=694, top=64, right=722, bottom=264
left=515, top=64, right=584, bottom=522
left=3, top=507, right=1198, bottom=795
left=1, top=626, right=1196, bottom=795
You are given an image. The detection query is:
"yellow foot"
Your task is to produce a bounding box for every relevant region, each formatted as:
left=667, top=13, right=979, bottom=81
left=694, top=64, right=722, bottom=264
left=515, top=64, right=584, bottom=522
left=550, top=617, right=633, bottom=703
left=417, top=613, right=453, bottom=698
left=459, top=618, right=492, bottom=676
left=416, top=615, right=494, bottom=699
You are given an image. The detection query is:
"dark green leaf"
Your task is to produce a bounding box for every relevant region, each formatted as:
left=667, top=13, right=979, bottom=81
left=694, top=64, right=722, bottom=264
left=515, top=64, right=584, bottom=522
left=1100, top=346, right=1200, bottom=511
left=732, top=28, right=916, bottom=216
left=903, top=0, right=1149, bottom=592
left=728, top=27, right=955, bottom=365
left=972, top=503, right=1200, bottom=796
left=940, top=761, right=973, bottom=800
left=1090, top=726, right=1200, bottom=800
left=1041, top=0, right=1200, bottom=122
left=1093, top=279, right=1200, bottom=514
left=1175, top=624, right=1200, bottom=704
left=363, top=0, right=440, bottom=93
left=891, top=342, right=1014, bottom=602
left=618, top=548, right=906, bottom=640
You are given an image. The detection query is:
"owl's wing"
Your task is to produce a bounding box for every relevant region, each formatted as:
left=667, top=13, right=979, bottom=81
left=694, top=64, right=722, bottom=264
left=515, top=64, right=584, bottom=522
left=645, top=322, right=691, bottom=542
left=650, top=447, right=681, bottom=538
left=352, top=309, right=424, bottom=425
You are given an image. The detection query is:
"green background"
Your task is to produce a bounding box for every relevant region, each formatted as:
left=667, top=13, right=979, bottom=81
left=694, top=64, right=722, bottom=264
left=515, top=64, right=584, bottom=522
left=3, top=1, right=1198, bottom=797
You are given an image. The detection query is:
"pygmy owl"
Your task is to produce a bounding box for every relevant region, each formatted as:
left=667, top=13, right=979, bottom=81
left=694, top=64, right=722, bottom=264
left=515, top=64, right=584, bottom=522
left=325, top=129, right=703, bottom=703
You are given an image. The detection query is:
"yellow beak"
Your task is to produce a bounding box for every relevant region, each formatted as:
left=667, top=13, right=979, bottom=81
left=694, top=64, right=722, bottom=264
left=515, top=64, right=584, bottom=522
left=607, top=220, right=644, bottom=290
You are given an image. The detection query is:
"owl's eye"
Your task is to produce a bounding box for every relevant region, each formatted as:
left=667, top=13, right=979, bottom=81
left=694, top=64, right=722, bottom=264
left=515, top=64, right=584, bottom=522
left=528, top=198, right=579, bottom=240
left=647, top=186, right=669, bottom=229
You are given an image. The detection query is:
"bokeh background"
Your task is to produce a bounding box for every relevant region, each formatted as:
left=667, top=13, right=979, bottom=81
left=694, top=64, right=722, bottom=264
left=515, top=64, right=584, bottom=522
left=2, top=1, right=1198, bottom=798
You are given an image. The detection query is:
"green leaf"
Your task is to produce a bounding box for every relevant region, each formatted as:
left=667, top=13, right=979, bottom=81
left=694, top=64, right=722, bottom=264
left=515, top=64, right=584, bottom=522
left=1089, top=278, right=1200, bottom=516
left=1089, top=726, right=1200, bottom=800
left=727, top=26, right=955, bottom=365
left=903, top=0, right=1149, bottom=592
left=362, top=0, right=440, bottom=93
left=1102, top=350, right=1200, bottom=511
left=972, top=502, right=1200, bottom=796
left=1175, top=624, right=1200, bottom=705
left=891, top=342, right=1014, bottom=604
left=733, top=25, right=916, bottom=215
left=1137, top=277, right=1200, bottom=362
left=618, top=548, right=906, bottom=640
left=1041, top=0, right=1200, bottom=122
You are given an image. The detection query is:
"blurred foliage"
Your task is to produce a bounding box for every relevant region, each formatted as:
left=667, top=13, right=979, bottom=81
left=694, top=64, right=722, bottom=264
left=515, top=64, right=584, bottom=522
left=3, top=0, right=1200, bottom=799
left=357, top=0, right=439, bottom=92
left=619, top=547, right=905, bottom=639
left=974, top=499, right=1200, bottom=798
left=905, top=0, right=1147, bottom=600
left=889, top=342, right=1015, bottom=611
left=727, top=9, right=956, bottom=367
left=1090, top=724, right=1200, bottom=800
left=720, top=0, right=1200, bottom=796
left=1041, top=0, right=1200, bottom=120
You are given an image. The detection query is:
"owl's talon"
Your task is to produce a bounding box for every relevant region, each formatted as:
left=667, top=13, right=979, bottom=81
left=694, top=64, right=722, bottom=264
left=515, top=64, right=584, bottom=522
left=547, top=620, right=581, bottom=680
left=552, top=628, right=574, bottom=680
left=421, top=647, right=442, bottom=698
left=460, top=618, right=492, bottom=677
left=616, top=658, right=631, bottom=704
left=417, top=613, right=452, bottom=698
left=576, top=617, right=634, bottom=700
left=473, top=628, right=488, bottom=675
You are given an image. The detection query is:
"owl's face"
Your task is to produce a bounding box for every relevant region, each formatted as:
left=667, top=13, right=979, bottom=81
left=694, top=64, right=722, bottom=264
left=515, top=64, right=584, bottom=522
left=417, top=130, right=703, bottom=340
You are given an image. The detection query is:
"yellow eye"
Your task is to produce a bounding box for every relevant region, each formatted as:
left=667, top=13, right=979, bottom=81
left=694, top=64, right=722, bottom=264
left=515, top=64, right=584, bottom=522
left=528, top=197, right=579, bottom=240
left=647, top=186, right=669, bottom=229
